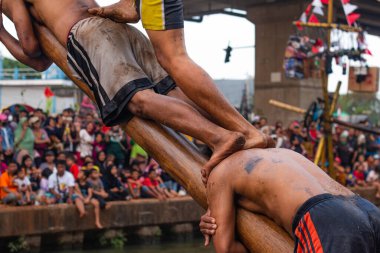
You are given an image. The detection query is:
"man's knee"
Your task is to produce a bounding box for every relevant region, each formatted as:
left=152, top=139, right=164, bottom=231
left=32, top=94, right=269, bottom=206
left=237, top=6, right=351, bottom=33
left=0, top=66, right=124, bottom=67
left=128, top=90, right=155, bottom=117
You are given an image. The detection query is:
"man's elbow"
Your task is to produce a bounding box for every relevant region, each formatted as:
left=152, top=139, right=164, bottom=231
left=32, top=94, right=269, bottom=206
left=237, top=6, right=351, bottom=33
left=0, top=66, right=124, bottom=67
left=21, top=38, right=42, bottom=58
left=33, top=60, right=53, bottom=72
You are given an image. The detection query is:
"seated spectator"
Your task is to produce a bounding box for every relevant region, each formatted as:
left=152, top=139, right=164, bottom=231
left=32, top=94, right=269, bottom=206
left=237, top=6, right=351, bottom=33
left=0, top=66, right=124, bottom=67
left=0, top=162, right=20, bottom=205
left=127, top=170, right=142, bottom=199
left=75, top=170, right=104, bottom=228
left=93, top=132, right=106, bottom=160
left=66, top=154, right=80, bottom=180
left=0, top=114, right=14, bottom=162
left=87, top=169, right=108, bottom=208
left=367, top=164, right=380, bottom=198
left=0, top=152, right=7, bottom=175
left=103, top=165, right=130, bottom=201
left=39, top=168, right=55, bottom=205
left=14, top=117, right=35, bottom=159
left=77, top=122, right=95, bottom=164
left=48, top=161, right=85, bottom=217
left=49, top=133, right=64, bottom=153
left=29, top=167, right=41, bottom=196
left=21, top=155, right=35, bottom=175
left=39, top=151, right=57, bottom=174
left=106, top=126, right=128, bottom=168
left=14, top=167, right=34, bottom=205
left=353, top=164, right=367, bottom=187
left=95, top=151, right=107, bottom=175
left=30, top=116, right=50, bottom=158
left=141, top=169, right=167, bottom=200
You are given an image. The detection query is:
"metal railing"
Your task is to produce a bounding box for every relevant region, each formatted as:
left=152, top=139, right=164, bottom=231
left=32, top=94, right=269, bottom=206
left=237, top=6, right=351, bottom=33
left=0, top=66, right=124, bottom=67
left=0, top=64, right=68, bottom=80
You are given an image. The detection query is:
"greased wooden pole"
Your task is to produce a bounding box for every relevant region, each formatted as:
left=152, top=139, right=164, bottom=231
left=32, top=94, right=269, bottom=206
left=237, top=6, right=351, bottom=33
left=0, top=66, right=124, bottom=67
left=33, top=23, right=294, bottom=253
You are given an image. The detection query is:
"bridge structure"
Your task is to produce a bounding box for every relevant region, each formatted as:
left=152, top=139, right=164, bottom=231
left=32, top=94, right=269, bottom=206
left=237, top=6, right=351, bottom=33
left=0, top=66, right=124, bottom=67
left=183, top=0, right=380, bottom=124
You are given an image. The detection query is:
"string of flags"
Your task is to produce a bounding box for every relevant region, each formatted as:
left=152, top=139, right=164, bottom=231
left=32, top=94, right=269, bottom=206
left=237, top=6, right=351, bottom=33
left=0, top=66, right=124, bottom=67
left=298, top=0, right=360, bottom=26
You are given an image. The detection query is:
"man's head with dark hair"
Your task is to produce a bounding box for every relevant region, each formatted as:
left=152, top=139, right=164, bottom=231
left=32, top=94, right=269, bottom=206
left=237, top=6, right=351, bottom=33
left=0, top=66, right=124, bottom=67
left=8, top=161, right=19, bottom=175
left=42, top=168, right=53, bottom=179
left=17, top=167, right=26, bottom=179
left=56, top=160, right=66, bottom=176
left=57, top=152, right=66, bottom=161
left=89, top=168, right=99, bottom=180
left=66, top=153, right=76, bottom=166
left=131, top=169, right=140, bottom=180
left=45, top=151, right=55, bottom=163
left=148, top=168, right=156, bottom=179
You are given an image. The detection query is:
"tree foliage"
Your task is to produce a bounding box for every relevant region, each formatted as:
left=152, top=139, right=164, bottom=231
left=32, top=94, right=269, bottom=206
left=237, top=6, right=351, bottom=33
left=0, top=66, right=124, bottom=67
left=338, top=93, right=380, bottom=124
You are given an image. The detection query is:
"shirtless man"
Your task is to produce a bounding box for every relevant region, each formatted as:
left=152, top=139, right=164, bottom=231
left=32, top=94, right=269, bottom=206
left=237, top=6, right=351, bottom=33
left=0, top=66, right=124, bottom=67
left=88, top=1, right=273, bottom=150
left=199, top=148, right=380, bottom=252
left=0, top=0, right=254, bottom=181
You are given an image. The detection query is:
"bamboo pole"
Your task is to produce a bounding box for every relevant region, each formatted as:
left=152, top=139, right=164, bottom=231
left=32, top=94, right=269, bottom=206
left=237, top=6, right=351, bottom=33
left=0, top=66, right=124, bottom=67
left=324, top=0, right=336, bottom=179
left=269, top=100, right=306, bottom=114
left=32, top=24, right=294, bottom=253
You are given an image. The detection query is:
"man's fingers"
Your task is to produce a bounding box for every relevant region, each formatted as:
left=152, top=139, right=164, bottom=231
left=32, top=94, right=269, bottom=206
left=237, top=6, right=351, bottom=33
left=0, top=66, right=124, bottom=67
left=201, top=216, right=216, bottom=224
left=204, top=234, right=210, bottom=247
left=200, top=222, right=217, bottom=230
left=201, top=229, right=215, bottom=236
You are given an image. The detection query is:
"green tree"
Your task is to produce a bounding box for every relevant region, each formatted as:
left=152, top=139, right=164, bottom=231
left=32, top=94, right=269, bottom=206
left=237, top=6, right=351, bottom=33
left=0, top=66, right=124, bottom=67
left=338, top=93, right=380, bottom=124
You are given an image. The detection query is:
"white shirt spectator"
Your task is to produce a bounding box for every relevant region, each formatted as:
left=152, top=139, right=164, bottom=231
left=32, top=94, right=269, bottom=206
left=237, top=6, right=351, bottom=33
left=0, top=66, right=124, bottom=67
left=367, top=170, right=379, bottom=183
left=77, top=129, right=94, bottom=157
left=14, top=177, right=31, bottom=191
left=48, top=171, right=75, bottom=194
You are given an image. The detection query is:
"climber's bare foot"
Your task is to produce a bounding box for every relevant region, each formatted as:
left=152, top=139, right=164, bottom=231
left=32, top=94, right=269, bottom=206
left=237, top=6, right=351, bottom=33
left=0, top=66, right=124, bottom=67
left=202, top=132, right=246, bottom=185
left=244, top=132, right=275, bottom=149
left=88, top=0, right=139, bottom=23
left=96, top=221, right=103, bottom=229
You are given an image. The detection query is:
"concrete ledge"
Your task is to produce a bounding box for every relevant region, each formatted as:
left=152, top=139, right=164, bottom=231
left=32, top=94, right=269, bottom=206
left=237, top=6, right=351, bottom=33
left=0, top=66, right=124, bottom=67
left=0, top=197, right=203, bottom=238
left=0, top=189, right=378, bottom=239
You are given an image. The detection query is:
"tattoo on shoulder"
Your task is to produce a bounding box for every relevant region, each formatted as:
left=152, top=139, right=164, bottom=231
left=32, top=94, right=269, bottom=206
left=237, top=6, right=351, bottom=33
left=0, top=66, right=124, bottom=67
left=244, top=156, right=263, bottom=174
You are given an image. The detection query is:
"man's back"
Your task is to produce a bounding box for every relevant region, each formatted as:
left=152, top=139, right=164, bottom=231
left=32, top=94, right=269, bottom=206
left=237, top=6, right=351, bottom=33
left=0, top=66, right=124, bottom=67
left=26, top=0, right=97, bottom=45
left=208, top=148, right=353, bottom=234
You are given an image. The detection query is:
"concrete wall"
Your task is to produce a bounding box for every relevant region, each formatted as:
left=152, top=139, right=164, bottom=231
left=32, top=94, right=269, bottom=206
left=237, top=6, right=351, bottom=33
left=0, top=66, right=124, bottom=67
left=0, top=197, right=203, bottom=238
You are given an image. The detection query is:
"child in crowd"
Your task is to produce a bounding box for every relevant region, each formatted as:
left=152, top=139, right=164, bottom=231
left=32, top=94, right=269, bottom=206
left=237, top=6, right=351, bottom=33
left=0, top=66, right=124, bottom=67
left=75, top=170, right=103, bottom=228
left=141, top=169, right=167, bottom=200
left=21, top=155, right=34, bottom=176
left=93, top=132, right=106, bottom=160
left=66, top=154, right=80, bottom=180
left=29, top=167, right=41, bottom=195
left=38, top=168, right=55, bottom=205
left=103, top=165, right=130, bottom=201
left=87, top=169, right=108, bottom=208
left=14, top=168, right=34, bottom=205
left=127, top=170, right=142, bottom=199
left=353, top=164, right=367, bottom=187
left=367, top=164, right=380, bottom=198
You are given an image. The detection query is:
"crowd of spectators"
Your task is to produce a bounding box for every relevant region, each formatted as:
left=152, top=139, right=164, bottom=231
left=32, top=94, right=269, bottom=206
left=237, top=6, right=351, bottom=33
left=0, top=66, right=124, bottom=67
left=2, top=101, right=380, bottom=228
left=0, top=104, right=186, bottom=228
left=254, top=116, right=380, bottom=197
